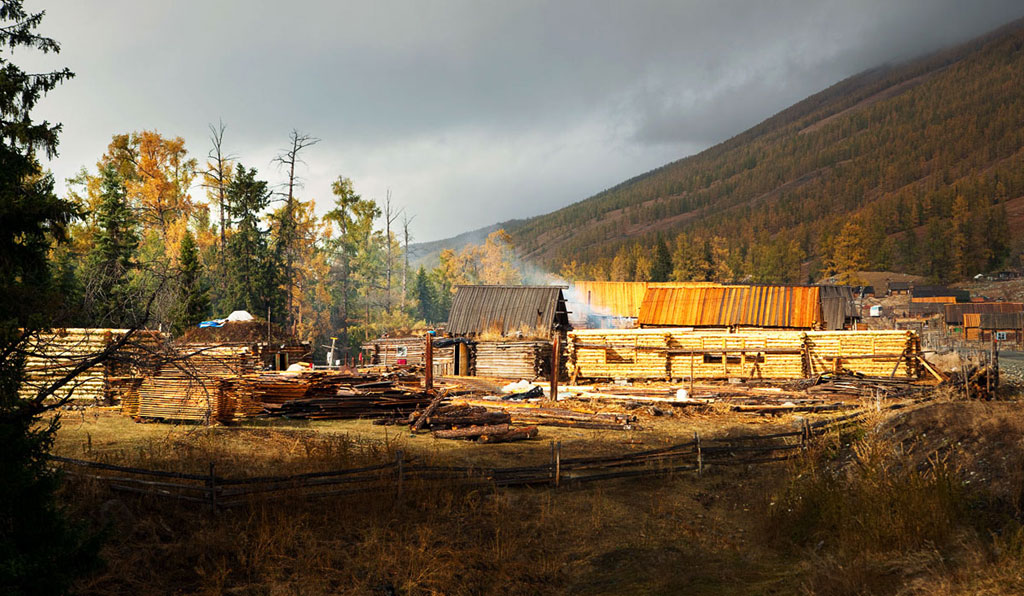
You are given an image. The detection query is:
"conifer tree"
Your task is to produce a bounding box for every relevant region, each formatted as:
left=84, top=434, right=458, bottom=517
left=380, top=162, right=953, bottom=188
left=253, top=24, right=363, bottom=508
left=413, top=266, right=434, bottom=323
left=172, top=229, right=209, bottom=335
left=0, top=2, right=103, bottom=592
left=224, top=164, right=284, bottom=319
left=86, top=163, right=138, bottom=325
left=650, top=238, right=672, bottom=282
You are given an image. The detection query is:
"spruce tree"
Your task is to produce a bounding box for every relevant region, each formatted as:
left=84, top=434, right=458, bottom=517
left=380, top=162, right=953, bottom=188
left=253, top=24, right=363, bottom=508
left=224, top=164, right=284, bottom=319
left=650, top=238, right=672, bottom=282
left=172, top=229, right=209, bottom=335
left=413, top=266, right=434, bottom=323
left=86, top=163, right=138, bottom=325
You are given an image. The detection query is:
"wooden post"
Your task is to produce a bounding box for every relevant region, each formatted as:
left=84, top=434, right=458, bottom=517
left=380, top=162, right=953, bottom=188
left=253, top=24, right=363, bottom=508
left=555, top=441, right=562, bottom=488
left=550, top=441, right=557, bottom=486
left=424, top=333, right=434, bottom=392
left=550, top=334, right=561, bottom=402
left=694, top=431, right=702, bottom=477
left=396, top=449, right=405, bottom=498
left=208, top=462, right=217, bottom=511
left=992, top=335, right=999, bottom=390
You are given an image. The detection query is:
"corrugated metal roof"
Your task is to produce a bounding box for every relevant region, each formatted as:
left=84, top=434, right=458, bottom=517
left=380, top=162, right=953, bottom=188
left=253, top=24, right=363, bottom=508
left=638, top=285, right=823, bottom=328
left=447, top=285, right=570, bottom=337
left=567, top=281, right=721, bottom=319
left=944, top=302, right=1024, bottom=325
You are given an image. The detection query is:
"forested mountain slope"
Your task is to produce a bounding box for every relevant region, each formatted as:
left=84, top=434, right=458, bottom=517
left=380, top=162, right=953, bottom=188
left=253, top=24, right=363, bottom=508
left=508, top=17, right=1024, bottom=283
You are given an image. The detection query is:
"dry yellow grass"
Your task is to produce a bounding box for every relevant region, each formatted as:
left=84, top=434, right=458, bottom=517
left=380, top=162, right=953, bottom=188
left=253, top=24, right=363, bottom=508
left=47, top=397, right=1024, bottom=595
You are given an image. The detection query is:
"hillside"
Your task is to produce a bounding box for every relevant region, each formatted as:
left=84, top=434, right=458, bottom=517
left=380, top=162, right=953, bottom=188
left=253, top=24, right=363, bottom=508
left=501, top=17, right=1024, bottom=283
left=409, top=219, right=523, bottom=269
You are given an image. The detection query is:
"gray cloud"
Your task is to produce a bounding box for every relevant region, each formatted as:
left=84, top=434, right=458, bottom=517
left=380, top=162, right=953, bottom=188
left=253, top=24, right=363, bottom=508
left=24, top=0, right=1024, bottom=241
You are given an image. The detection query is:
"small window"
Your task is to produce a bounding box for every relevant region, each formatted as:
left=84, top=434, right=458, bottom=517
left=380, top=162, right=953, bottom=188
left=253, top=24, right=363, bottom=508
left=396, top=346, right=408, bottom=357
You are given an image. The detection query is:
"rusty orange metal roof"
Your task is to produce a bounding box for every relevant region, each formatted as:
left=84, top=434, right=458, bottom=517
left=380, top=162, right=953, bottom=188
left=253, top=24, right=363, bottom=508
left=569, top=281, right=722, bottom=319
left=638, top=285, right=823, bottom=328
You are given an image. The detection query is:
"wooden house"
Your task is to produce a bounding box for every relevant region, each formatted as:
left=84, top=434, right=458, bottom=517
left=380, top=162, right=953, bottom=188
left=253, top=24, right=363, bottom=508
left=444, top=285, right=571, bottom=380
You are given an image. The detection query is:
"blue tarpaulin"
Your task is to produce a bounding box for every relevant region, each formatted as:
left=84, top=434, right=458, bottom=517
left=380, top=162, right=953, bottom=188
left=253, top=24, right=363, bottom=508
left=198, top=319, right=226, bottom=328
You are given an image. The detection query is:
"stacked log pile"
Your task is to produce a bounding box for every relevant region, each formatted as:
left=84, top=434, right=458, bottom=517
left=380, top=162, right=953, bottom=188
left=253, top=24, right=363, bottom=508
left=20, top=328, right=163, bottom=406
left=567, top=329, right=922, bottom=382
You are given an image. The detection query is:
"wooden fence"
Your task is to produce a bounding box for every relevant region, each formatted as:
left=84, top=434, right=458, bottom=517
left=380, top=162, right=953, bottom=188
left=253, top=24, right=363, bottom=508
left=51, top=413, right=863, bottom=508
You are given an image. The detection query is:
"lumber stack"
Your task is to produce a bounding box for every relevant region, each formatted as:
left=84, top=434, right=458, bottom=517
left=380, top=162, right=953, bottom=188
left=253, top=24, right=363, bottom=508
left=136, top=347, right=259, bottom=421
left=474, top=341, right=551, bottom=380
left=567, top=329, right=921, bottom=381
left=258, top=373, right=433, bottom=419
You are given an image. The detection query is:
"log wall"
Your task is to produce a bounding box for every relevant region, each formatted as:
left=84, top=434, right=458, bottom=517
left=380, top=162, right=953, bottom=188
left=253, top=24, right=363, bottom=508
left=567, top=329, right=920, bottom=381
left=474, top=341, right=551, bottom=380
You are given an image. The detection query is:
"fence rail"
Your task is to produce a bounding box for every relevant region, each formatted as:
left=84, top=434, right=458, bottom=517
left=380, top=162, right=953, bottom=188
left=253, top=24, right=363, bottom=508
left=51, top=413, right=865, bottom=507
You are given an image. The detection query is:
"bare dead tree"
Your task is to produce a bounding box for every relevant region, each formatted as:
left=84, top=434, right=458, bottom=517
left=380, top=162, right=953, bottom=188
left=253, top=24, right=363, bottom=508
left=401, top=212, right=416, bottom=309
left=201, top=121, right=236, bottom=290
left=273, top=130, right=321, bottom=333
left=383, top=189, right=402, bottom=313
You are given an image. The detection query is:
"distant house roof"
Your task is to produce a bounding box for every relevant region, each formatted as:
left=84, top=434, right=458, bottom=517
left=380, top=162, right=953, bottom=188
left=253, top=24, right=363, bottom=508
left=912, top=286, right=970, bottom=302
left=944, top=302, right=1024, bottom=325
left=447, top=285, right=570, bottom=338
left=888, top=282, right=911, bottom=292
left=638, top=285, right=825, bottom=329
left=980, top=312, right=1024, bottom=330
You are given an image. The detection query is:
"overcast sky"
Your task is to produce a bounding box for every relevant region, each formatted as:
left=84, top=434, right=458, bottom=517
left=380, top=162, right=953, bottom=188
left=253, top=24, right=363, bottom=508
left=23, top=0, right=1024, bottom=242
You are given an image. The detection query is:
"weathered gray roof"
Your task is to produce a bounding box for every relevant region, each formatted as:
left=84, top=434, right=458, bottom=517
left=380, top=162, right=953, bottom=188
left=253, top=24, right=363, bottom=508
left=819, top=285, right=858, bottom=330
left=447, top=285, right=570, bottom=337
left=980, top=312, right=1024, bottom=330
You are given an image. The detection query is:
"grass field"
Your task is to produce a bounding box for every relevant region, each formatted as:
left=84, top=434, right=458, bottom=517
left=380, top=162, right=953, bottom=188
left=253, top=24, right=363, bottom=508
left=50, top=399, right=1024, bottom=595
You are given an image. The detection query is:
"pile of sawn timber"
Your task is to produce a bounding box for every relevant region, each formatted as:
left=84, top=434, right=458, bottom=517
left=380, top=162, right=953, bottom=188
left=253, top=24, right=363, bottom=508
left=260, top=373, right=432, bottom=420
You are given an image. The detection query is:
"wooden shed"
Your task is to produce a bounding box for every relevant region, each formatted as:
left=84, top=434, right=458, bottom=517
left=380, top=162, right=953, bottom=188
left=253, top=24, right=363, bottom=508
left=447, top=285, right=570, bottom=338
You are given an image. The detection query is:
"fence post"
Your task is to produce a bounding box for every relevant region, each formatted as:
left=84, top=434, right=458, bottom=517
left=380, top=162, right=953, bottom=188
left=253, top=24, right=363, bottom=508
left=555, top=441, right=562, bottom=488
left=694, top=431, right=702, bottom=477
left=550, top=441, right=556, bottom=487
left=208, top=462, right=217, bottom=511
left=396, top=449, right=405, bottom=498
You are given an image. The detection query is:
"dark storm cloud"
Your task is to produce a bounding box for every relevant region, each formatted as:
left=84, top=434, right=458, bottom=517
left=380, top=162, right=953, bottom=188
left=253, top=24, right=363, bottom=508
left=26, top=0, right=1024, bottom=241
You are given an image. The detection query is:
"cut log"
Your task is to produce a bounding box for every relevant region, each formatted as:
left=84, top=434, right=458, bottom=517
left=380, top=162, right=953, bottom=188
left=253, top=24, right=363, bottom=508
left=432, top=423, right=511, bottom=440
left=478, top=426, right=539, bottom=443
